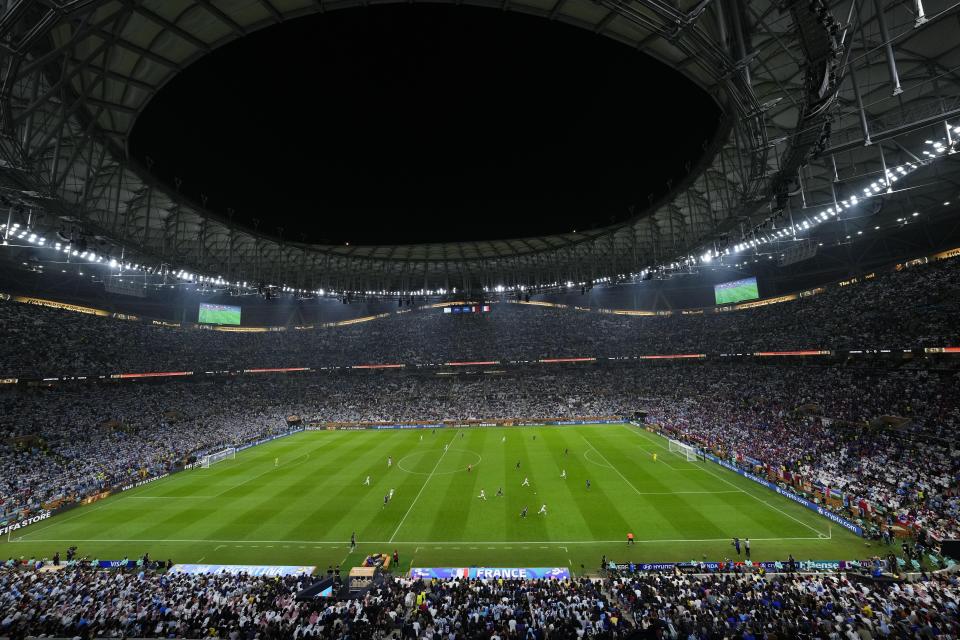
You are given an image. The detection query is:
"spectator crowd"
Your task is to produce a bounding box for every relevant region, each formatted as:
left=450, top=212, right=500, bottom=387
left=1, top=363, right=958, bottom=542
left=1, top=255, right=958, bottom=378
left=1, top=560, right=958, bottom=638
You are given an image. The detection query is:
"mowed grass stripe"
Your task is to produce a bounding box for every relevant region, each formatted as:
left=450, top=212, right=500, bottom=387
left=624, top=426, right=830, bottom=537
left=587, top=428, right=747, bottom=540
left=287, top=430, right=418, bottom=544
left=551, top=428, right=631, bottom=541
left=205, top=435, right=380, bottom=542
left=6, top=425, right=865, bottom=571
left=15, top=434, right=318, bottom=542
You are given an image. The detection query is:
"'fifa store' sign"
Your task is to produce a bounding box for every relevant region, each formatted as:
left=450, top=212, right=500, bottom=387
left=0, top=510, right=51, bottom=536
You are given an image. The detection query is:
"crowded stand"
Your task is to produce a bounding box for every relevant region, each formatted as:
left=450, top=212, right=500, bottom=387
left=607, top=568, right=960, bottom=639
left=2, top=257, right=959, bottom=639
left=0, top=565, right=630, bottom=639
left=2, top=364, right=958, bottom=544
left=1, top=256, right=959, bottom=378
left=1, top=557, right=959, bottom=638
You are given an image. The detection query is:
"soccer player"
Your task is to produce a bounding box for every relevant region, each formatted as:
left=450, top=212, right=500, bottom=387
left=653, top=453, right=657, bottom=463
left=520, top=506, right=528, bottom=518
left=363, top=476, right=371, bottom=486
left=564, top=448, right=569, bottom=456
left=496, top=487, right=503, bottom=497
left=501, top=436, right=506, bottom=443
left=420, top=434, right=423, bottom=442
left=383, top=494, right=389, bottom=508
left=274, top=457, right=279, bottom=467
left=538, top=504, right=547, bottom=516
left=745, top=538, right=751, bottom=560
left=387, top=456, right=392, bottom=468
left=461, top=432, right=464, bottom=439
left=521, top=477, right=530, bottom=487
left=478, top=489, right=487, bottom=501
left=561, top=469, right=567, bottom=479
left=467, top=464, right=472, bottom=473
left=515, top=461, right=521, bottom=470
left=586, top=479, right=591, bottom=490
left=389, top=488, right=395, bottom=500
left=350, top=532, right=356, bottom=551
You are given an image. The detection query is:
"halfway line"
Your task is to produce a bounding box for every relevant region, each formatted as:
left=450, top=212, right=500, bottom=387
left=388, top=430, right=460, bottom=543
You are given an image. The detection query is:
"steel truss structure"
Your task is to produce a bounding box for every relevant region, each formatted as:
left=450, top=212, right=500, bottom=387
left=0, top=0, right=958, bottom=294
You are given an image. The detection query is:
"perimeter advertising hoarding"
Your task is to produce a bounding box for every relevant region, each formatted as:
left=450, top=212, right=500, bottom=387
left=612, top=560, right=869, bottom=573
left=703, top=452, right=863, bottom=536
left=0, top=510, right=52, bottom=536
left=410, top=567, right=571, bottom=580
left=170, top=564, right=315, bottom=577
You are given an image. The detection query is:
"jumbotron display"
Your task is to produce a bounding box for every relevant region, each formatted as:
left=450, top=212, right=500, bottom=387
left=714, top=277, right=760, bottom=305
left=198, top=303, right=242, bottom=325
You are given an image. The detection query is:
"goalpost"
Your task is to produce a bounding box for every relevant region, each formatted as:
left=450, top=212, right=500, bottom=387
left=201, top=447, right=236, bottom=468
left=668, top=439, right=699, bottom=462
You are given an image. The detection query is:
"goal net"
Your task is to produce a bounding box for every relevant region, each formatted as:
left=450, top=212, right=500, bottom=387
left=201, top=447, right=236, bottom=468
left=668, top=439, right=698, bottom=462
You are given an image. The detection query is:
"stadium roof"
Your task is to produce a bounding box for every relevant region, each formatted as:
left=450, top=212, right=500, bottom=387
left=1, top=0, right=959, bottom=293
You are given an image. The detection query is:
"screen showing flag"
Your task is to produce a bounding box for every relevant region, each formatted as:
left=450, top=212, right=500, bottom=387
left=714, top=277, right=760, bottom=305
left=198, top=303, right=241, bottom=326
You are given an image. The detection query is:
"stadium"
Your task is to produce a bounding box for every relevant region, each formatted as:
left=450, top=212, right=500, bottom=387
left=1, top=0, right=960, bottom=638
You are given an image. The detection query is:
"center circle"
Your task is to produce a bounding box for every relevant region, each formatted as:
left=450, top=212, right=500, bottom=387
left=398, top=448, right=482, bottom=475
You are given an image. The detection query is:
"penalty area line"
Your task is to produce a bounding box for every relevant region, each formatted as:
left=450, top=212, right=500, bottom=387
left=625, top=425, right=829, bottom=539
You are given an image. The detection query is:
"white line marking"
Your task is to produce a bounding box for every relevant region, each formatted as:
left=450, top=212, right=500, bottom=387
left=621, top=425, right=702, bottom=471
left=209, top=452, right=311, bottom=498
left=12, top=536, right=825, bottom=545
left=15, top=505, right=106, bottom=541
left=626, top=426, right=828, bottom=538
left=579, top=434, right=646, bottom=498
left=695, top=461, right=828, bottom=537
left=389, top=431, right=460, bottom=543
left=582, top=448, right=613, bottom=469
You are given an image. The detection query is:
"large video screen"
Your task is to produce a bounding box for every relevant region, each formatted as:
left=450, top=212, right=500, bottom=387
left=714, top=277, right=759, bottom=305
left=198, top=303, right=241, bottom=326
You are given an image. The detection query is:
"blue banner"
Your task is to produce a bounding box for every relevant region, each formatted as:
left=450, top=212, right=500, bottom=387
left=97, top=560, right=137, bottom=569
left=170, top=564, right=315, bottom=576
left=410, top=567, right=571, bottom=580
left=703, top=453, right=863, bottom=536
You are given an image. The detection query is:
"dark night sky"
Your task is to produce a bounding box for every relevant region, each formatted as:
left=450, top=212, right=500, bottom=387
left=130, top=5, right=719, bottom=245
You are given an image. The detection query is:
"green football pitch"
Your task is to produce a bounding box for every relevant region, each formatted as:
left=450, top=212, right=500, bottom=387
left=3, top=425, right=870, bottom=574
left=198, top=308, right=240, bottom=325
left=715, top=282, right=759, bottom=305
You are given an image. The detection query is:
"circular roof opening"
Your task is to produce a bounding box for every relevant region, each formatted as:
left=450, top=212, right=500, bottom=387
left=131, top=5, right=719, bottom=246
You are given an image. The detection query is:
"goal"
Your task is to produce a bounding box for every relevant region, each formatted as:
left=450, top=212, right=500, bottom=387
left=668, top=439, right=699, bottom=462
left=201, top=447, right=236, bottom=468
